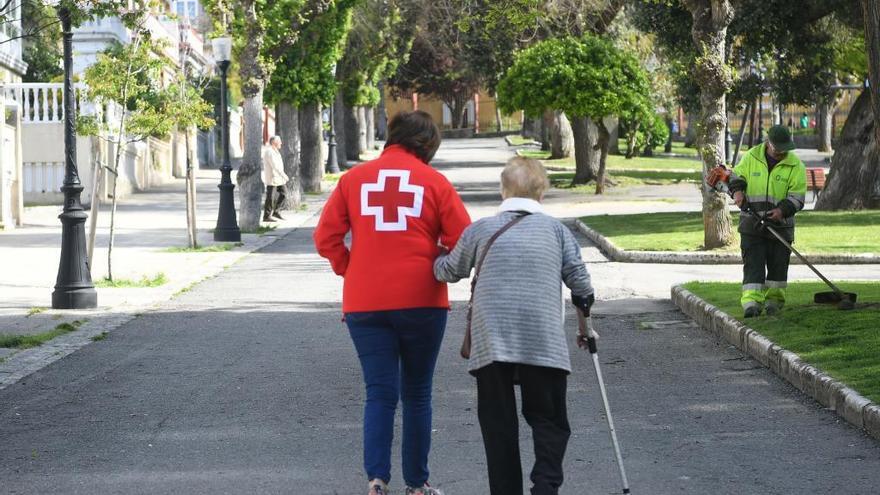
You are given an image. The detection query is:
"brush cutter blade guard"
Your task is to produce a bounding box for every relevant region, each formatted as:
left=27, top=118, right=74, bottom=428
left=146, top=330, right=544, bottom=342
left=814, top=291, right=858, bottom=305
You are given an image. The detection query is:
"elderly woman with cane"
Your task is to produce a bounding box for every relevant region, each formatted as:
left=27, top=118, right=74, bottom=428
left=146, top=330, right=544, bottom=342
left=314, top=111, right=471, bottom=495
left=434, top=156, right=595, bottom=495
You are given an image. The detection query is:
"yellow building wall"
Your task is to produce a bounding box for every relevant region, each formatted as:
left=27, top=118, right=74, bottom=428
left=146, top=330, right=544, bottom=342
left=384, top=88, right=522, bottom=133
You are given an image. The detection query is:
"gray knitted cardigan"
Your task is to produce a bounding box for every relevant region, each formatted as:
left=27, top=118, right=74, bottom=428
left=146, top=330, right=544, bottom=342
left=434, top=198, right=594, bottom=373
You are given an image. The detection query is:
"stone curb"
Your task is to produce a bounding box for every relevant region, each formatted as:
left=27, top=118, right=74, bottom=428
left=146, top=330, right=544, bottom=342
left=0, top=191, right=332, bottom=390
left=671, top=285, right=880, bottom=441
left=575, top=218, right=880, bottom=265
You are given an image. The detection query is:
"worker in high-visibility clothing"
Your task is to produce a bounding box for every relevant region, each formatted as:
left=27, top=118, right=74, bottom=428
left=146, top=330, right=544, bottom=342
left=728, top=125, right=808, bottom=318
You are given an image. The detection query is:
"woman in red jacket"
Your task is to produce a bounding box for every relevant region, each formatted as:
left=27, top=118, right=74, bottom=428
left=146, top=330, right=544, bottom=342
left=314, top=111, right=471, bottom=495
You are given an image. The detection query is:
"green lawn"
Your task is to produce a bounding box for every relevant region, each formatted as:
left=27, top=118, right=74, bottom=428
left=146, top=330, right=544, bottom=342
left=616, top=139, right=700, bottom=158
left=521, top=149, right=700, bottom=172
left=581, top=211, right=880, bottom=254
left=683, top=281, right=880, bottom=402
left=508, top=135, right=538, bottom=146
left=550, top=169, right=700, bottom=193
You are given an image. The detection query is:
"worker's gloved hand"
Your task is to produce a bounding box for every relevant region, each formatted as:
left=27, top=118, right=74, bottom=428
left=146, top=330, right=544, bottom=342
left=733, top=191, right=745, bottom=208
left=571, top=293, right=595, bottom=317
left=766, top=208, right=784, bottom=223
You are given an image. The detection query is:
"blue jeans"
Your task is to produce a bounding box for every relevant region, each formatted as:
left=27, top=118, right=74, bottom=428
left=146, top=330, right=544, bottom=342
left=346, top=308, right=447, bottom=487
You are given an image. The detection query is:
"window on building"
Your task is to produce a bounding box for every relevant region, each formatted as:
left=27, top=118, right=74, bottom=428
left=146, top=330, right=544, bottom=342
left=175, top=1, right=197, bottom=18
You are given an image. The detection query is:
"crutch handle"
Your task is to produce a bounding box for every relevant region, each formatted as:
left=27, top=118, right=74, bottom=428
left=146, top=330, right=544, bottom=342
left=576, top=309, right=599, bottom=354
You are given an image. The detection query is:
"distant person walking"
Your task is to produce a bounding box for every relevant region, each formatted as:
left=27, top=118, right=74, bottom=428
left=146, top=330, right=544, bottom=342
left=434, top=157, right=595, bottom=495
left=314, top=111, right=471, bottom=495
left=262, top=136, right=288, bottom=223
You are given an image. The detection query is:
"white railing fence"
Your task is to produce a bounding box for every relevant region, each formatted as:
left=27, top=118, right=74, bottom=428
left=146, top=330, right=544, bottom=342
left=1, top=83, right=92, bottom=124
left=23, top=161, right=65, bottom=196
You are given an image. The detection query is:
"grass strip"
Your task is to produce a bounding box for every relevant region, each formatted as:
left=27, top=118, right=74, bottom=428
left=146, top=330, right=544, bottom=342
left=26, top=307, right=47, bottom=317
left=580, top=211, right=880, bottom=254
left=164, top=243, right=239, bottom=253
left=522, top=149, right=701, bottom=172
left=683, top=281, right=880, bottom=402
left=0, top=320, right=86, bottom=349
left=95, top=273, right=168, bottom=288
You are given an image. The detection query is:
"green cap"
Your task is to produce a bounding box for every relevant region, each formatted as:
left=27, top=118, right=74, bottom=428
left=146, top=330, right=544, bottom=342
left=768, top=125, right=796, bottom=152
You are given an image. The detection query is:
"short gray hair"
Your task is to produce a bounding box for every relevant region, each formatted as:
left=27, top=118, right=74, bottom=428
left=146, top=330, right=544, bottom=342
left=269, top=135, right=282, bottom=145
left=501, top=156, right=549, bottom=200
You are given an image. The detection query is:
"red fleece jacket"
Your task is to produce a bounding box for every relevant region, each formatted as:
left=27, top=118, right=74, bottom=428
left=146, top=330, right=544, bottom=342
left=314, top=145, right=471, bottom=313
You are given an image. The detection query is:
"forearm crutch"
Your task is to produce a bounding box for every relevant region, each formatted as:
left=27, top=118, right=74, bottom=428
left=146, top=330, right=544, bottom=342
left=577, top=310, right=631, bottom=494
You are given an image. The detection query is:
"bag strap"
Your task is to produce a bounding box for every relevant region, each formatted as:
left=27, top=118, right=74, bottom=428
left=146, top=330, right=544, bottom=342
left=471, top=212, right=531, bottom=289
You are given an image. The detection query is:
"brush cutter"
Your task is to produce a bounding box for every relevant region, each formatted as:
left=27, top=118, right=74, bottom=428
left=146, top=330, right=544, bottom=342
left=576, top=309, right=631, bottom=494
left=706, top=166, right=857, bottom=310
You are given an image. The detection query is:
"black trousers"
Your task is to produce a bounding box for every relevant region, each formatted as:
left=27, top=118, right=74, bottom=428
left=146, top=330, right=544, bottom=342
left=741, top=233, right=792, bottom=287
left=263, top=185, right=286, bottom=216
left=474, top=362, right=571, bottom=495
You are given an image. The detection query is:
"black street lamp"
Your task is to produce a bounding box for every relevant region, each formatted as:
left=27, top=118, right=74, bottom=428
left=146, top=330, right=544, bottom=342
left=52, top=5, right=97, bottom=309
left=211, top=36, right=241, bottom=243
left=326, top=64, right=340, bottom=174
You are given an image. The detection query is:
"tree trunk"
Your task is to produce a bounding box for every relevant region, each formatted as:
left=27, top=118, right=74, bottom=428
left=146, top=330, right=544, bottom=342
left=817, top=99, right=835, bottom=152
left=539, top=115, right=550, bottom=151
left=377, top=82, right=388, bottom=141
left=300, top=101, right=323, bottom=193
left=87, top=136, right=102, bottom=268
left=684, top=0, right=735, bottom=249
left=608, top=117, right=620, bottom=154
left=277, top=102, right=302, bottom=208
left=450, top=96, right=467, bottom=130
left=684, top=111, right=699, bottom=147
left=625, top=121, right=639, bottom=158
left=522, top=116, right=540, bottom=140
left=365, top=106, right=375, bottom=150
left=495, top=93, right=503, bottom=132
left=334, top=91, right=348, bottom=167
left=184, top=127, right=197, bottom=249
left=570, top=116, right=599, bottom=185
left=816, top=89, right=880, bottom=209
left=771, top=98, right=781, bottom=126
left=344, top=102, right=360, bottom=160
left=595, top=120, right=611, bottom=194
left=238, top=92, right=265, bottom=232
left=664, top=117, right=673, bottom=153
left=357, top=106, right=368, bottom=154
left=548, top=111, right=574, bottom=159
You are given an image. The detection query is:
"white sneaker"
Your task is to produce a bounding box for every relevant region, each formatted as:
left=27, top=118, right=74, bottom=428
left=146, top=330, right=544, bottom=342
left=406, top=483, right=443, bottom=495
left=368, top=479, right=389, bottom=495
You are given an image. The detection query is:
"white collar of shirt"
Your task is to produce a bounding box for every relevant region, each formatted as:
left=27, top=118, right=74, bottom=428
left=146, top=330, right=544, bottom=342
left=499, top=197, right=544, bottom=214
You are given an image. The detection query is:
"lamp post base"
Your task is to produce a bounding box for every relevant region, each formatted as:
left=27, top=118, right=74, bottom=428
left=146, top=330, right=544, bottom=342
left=52, top=287, right=98, bottom=310
left=214, top=179, right=241, bottom=242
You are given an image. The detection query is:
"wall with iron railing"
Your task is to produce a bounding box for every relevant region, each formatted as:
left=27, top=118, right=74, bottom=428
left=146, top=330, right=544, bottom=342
left=0, top=83, right=180, bottom=206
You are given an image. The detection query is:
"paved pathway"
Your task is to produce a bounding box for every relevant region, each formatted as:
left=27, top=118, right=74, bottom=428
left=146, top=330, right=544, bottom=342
left=1, top=139, right=879, bottom=494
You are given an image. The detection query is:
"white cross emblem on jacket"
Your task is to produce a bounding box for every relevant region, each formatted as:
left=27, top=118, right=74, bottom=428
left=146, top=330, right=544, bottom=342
left=360, top=169, right=425, bottom=231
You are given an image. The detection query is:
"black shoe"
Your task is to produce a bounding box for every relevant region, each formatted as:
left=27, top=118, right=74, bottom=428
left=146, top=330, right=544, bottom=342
left=262, top=215, right=276, bottom=223
left=765, top=303, right=781, bottom=316
left=744, top=306, right=762, bottom=318
left=272, top=211, right=285, bottom=220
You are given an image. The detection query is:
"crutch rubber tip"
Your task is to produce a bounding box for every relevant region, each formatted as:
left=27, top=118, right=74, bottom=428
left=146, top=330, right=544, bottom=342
left=623, top=489, right=630, bottom=494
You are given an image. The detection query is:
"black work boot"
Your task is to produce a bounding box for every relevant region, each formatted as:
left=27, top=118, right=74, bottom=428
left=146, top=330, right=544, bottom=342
left=744, top=305, right=762, bottom=318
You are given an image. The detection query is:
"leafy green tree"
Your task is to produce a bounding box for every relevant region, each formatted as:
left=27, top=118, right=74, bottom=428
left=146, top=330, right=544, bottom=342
left=79, top=29, right=212, bottom=280
left=498, top=35, right=653, bottom=193
left=265, top=0, right=358, bottom=195
left=22, top=0, right=62, bottom=83
left=336, top=0, right=413, bottom=159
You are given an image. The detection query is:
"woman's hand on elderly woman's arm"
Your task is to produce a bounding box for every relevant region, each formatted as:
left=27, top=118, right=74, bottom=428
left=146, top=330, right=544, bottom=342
left=433, top=228, right=477, bottom=283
